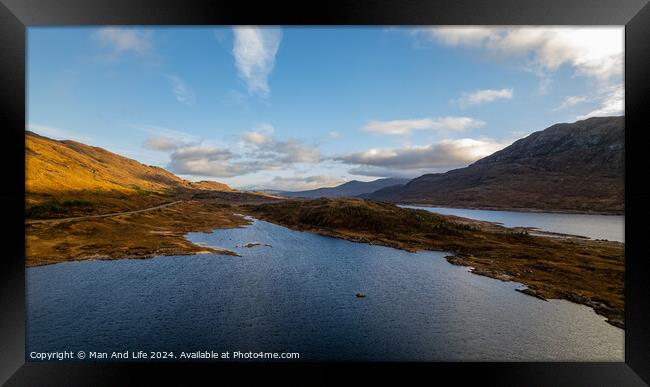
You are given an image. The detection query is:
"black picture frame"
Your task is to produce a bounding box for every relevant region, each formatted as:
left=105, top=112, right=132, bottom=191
left=1, top=0, right=649, bottom=385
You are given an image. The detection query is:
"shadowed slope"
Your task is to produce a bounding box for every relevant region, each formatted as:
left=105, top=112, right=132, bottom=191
left=365, top=116, right=624, bottom=214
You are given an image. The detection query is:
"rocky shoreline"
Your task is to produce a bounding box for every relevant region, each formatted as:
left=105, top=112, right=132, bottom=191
left=26, top=200, right=249, bottom=267
left=400, top=202, right=624, bottom=216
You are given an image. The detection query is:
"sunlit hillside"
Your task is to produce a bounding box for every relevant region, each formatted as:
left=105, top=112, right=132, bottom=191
left=25, top=131, right=233, bottom=217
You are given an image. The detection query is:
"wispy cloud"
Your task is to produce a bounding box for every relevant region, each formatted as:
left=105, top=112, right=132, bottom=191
left=577, top=85, right=624, bottom=120
left=133, top=124, right=201, bottom=144
left=165, top=75, right=195, bottom=105
left=410, top=27, right=623, bottom=117
left=91, top=27, right=154, bottom=60
left=27, top=123, right=93, bottom=143
left=347, top=166, right=421, bottom=179
left=259, top=175, right=347, bottom=191
left=362, top=116, right=484, bottom=135
left=213, top=28, right=229, bottom=44
left=337, top=138, right=510, bottom=176
left=553, top=95, right=589, bottom=111
left=232, top=26, right=282, bottom=97
left=412, top=27, right=623, bottom=82
left=456, top=88, right=513, bottom=108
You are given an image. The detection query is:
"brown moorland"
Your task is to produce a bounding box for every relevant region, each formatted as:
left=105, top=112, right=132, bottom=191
left=26, top=200, right=249, bottom=267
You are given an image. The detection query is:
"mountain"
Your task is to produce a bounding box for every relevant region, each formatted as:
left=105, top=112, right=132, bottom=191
left=26, top=131, right=233, bottom=216
left=279, top=177, right=410, bottom=198
left=186, top=180, right=233, bottom=192
left=364, top=116, right=624, bottom=214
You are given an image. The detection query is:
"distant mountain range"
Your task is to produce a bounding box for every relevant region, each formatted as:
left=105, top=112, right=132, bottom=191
left=26, top=115, right=625, bottom=215
left=278, top=177, right=410, bottom=198
left=363, top=116, right=624, bottom=214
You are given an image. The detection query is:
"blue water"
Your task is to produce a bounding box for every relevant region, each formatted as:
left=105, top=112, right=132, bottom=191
left=26, top=218, right=623, bottom=361
left=402, top=206, right=624, bottom=242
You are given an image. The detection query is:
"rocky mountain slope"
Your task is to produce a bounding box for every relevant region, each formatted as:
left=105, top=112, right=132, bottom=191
left=280, top=177, right=409, bottom=198
left=364, top=116, right=624, bottom=214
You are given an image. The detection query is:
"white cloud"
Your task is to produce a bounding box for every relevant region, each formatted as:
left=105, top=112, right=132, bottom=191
left=421, top=26, right=496, bottom=46
left=241, top=125, right=321, bottom=164
left=328, top=131, right=340, bottom=139
left=456, top=88, right=513, bottom=108
left=143, top=135, right=179, bottom=151
left=165, top=75, right=195, bottom=105
left=337, top=138, right=510, bottom=175
left=170, top=159, right=260, bottom=178
left=362, top=116, right=484, bottom=135
left=267, top=139, right=321, bottom=163
left=347, top=166, right=420, bottom=179
left=167, top=145, right=248, bottom=177
left=537, top=76, right=552, bottom=95
left=261, top=175, right=347, bottom=191
left=91, top=27, right=154, bottom=58
left=414, top=27, right=623, bottom=82
left=577, top=84, right=624, bottom=120
left=553, top=95, right=589, bottom=111
left=242, top=131, right=273, bottom=145
left=172, top=145, right=233, bottom=162
left=241, top=123, right=275, bottom=145
left=143, top=123, right=321, bottom=178
left=232, top=26, right=282, bottom=97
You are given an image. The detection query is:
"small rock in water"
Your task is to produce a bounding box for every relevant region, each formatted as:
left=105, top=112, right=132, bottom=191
left=241, top=242, right=272, bottom=248
left=243, top=242, right=261, bottom=248
left=355, top=292, right=366, bottom=298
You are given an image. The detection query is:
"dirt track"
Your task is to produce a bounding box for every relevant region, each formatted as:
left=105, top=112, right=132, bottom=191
left=25, top=201, right=182, bottom=224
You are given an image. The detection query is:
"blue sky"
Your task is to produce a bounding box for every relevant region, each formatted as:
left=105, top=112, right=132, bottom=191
left=28, top=26, right=623, bottom=190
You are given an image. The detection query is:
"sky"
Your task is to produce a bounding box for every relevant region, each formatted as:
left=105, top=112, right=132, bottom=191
left=27, top=26, right=624, bottom=191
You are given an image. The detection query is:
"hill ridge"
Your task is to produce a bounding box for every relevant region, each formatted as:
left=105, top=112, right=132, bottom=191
left=364, top=116, right=624, bottom=214
left=280, top=177, right=409, bottom=198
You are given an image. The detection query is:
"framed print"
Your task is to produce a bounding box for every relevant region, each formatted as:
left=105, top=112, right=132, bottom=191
left=1, top=0, right=649, bottom=385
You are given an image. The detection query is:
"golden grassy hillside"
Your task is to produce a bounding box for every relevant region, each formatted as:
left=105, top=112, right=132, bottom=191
left=26, top=131, right=186, bottom=194
left=187, top=180, right=234, bottom=192
left=26, top=131, right=233, bottom=217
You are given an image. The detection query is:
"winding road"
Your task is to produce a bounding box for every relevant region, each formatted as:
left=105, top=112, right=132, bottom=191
left=26, top=201, right=182, bottom=225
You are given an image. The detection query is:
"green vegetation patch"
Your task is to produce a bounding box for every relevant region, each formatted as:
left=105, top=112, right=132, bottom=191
left=245, top=198, right=474, bottom=236
left=27, top=199, right=96, bottom=218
